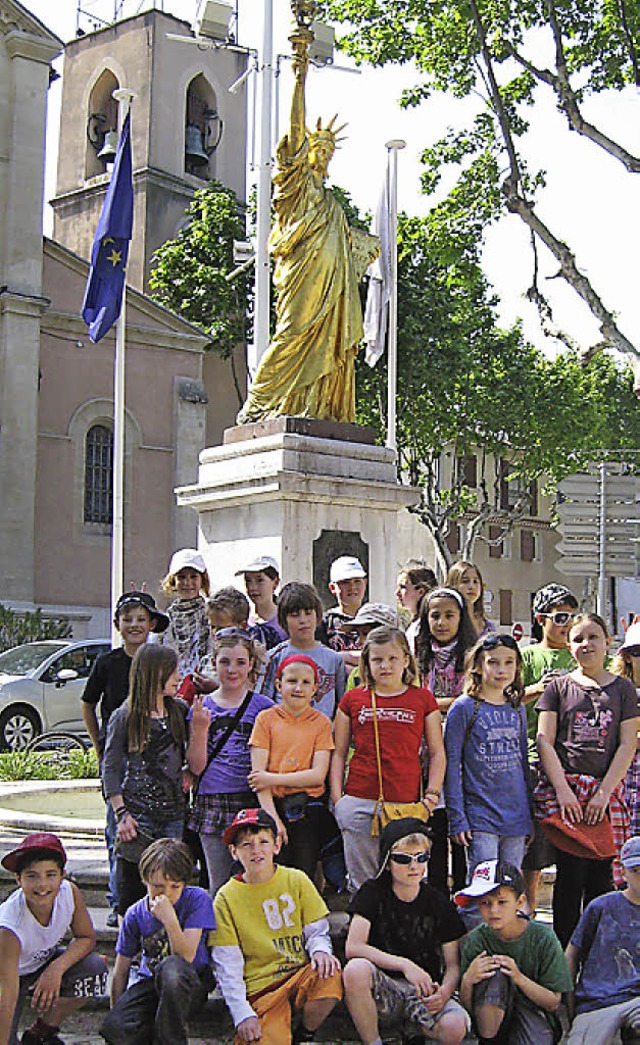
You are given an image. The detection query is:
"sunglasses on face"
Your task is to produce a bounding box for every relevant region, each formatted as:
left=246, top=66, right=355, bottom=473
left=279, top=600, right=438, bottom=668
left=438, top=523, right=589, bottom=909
left=389, top=850, right=430, bottom=865
left=541, top=611, right=576, bottom=626
left=481, top=634, right=519, bottom=652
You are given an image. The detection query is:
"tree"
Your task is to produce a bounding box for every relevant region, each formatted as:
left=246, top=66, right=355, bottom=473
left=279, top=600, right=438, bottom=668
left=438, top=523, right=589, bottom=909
left=148, top=180, right=251, bottom=404
left=356, top=212, right=640, bottom=571
left=321, top=0, right=640, bottom=380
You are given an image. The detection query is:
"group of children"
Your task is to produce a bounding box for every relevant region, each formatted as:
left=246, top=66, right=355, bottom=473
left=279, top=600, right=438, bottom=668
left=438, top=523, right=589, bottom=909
left=2, top=815, right=639, bottom=1045
left=2, top=548, right=636, bottom=1043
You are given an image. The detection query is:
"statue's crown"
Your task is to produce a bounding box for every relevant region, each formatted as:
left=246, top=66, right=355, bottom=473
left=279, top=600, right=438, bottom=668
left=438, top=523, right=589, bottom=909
left=307, top=115, right=347, bottom=148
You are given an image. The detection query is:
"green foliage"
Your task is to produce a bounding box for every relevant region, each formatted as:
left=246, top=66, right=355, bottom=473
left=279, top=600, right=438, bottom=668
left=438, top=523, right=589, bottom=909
left=149, top=180, right=251, bottom=362
left=321, top=0, right=640, bottom=367
left=0, top=748, right=99, bottom=781
left=0, top=606, right=71, bottom=654
left=355, top=210, right=640, bottom=566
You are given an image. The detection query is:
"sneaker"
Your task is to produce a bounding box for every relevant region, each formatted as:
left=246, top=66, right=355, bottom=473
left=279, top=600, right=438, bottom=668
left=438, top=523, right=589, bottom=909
left=21, top=1030, right=65, bottom=1045
left=106, top=907, right=119, bottom=928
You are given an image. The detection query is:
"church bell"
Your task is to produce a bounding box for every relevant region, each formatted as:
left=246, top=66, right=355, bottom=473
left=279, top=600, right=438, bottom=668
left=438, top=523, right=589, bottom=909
left=185, top=124, right=209, bottom=166
left=97, top=129, right=119, bottom=163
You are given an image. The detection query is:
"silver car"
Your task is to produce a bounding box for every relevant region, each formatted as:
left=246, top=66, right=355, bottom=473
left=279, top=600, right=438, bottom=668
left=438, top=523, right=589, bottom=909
left=0, top=639, right=111, bottom=749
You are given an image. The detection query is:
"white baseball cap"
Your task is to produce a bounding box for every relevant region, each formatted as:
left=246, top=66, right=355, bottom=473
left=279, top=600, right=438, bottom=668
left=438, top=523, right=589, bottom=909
left=330, top=556, right=367, bottom=583
left=235, top=555, right=280, bottom=575
left=168, top=549, right=207, bottom=576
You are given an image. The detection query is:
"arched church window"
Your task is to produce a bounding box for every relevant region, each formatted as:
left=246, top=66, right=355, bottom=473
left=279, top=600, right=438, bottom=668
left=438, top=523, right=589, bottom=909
left=84, top=424, right=113, bottom=525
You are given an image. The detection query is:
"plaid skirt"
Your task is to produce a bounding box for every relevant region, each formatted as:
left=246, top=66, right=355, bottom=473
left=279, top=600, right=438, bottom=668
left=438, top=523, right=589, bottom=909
left=625, top=749, right=640, bottom=838
left=533, top=772, right=630, bottom=886
left=187, top=790, right=257, bottom=835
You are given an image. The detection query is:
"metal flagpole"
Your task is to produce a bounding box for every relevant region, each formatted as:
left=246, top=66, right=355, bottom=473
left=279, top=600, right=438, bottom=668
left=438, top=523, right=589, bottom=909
left=111, top=87, right=135, bottom=647
left=385, top=139, right=405, bottom=452
left=251, top=0, right=274, bottom=380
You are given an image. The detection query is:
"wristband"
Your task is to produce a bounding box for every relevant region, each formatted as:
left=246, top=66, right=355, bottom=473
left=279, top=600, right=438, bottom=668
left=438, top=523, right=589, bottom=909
left=425, top=788, right=441, bottom=799
left=115, top=807, right=129, bottom=822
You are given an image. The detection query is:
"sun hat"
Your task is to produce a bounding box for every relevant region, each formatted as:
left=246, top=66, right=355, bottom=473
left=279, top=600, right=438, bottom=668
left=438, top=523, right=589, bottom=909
left=168, top=549, right=207, bottom=576
left=2, top=833, right=67, bottom=873
left=329, top=556, right=366, bottom=583
left=115, top=591, right=169, bottom=633
left=345, top=603, right=400, bottom=629
left=234, top=555, right=280, bottom=575
left=223, top=808, right=277, bottom=846
left=619, top=622, right=640, bottom=653
left=454, top=860, right=524, bottom=907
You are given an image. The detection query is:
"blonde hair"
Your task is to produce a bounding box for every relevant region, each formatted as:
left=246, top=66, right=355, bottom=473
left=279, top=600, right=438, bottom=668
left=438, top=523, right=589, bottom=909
left=161, top=568, right=211, bottom=598
left=127, top=645, right=185, bottom=753
left=446, top=560, right=485, bottom=620
left=360, top=626, right=418, bottom=688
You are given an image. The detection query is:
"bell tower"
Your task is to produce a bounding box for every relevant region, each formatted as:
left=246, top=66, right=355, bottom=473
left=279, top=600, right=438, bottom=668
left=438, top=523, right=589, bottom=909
left=50, top=7, right=248, bottom=294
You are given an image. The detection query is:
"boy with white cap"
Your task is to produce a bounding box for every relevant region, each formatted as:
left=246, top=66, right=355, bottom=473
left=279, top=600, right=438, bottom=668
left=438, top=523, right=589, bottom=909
left=564, top=835, right=640, bottom=1044
left=317, top=556, right=368, bottom=668
left=458, top=860, right=572, bottom=1044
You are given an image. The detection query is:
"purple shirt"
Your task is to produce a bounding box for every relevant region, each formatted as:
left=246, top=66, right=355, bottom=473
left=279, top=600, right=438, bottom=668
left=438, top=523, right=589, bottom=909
left=188, top=692, right=274, bottom=794
left=117, top=886, right=215, bottom=976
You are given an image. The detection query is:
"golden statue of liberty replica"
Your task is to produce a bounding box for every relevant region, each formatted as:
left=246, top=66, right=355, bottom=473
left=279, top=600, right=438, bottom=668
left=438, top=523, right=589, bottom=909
left=237, top=1, right=378, bottom=425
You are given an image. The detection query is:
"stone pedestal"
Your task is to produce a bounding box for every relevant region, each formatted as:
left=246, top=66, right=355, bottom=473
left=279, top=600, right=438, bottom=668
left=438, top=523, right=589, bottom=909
left=176, top=418, right=419, bottom=604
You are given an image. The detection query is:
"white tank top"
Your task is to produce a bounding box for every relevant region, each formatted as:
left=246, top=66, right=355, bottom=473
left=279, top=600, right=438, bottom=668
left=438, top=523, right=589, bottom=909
left=0, top=879, right=75, bottom=974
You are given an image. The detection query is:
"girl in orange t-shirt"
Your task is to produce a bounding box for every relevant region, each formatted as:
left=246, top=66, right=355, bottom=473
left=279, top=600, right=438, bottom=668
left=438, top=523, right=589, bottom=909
left=249, top=654, right=337, bottom=882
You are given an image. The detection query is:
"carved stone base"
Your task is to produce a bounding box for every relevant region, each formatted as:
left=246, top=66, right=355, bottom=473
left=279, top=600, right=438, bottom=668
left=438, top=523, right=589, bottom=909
left=176, top=420, right=419, bottom=603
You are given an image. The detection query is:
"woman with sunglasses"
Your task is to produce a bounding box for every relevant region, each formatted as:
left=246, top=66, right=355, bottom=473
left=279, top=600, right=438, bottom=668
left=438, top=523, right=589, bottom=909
left=186, top=629, right=273, bottom=895
left=521, top=583, right=578, bottom=914
left=444, top=635, right=532, bottom=926
left=612, top=620, right=640, bottom=840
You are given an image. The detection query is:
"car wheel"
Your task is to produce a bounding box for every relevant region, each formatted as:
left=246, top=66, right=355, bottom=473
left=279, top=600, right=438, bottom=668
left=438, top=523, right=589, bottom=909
left=0, top=706, right=41, bottom=751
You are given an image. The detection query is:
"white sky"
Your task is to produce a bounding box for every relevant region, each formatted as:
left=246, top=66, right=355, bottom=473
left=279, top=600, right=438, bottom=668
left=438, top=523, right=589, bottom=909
left=28, top=0, right=640, bottom=363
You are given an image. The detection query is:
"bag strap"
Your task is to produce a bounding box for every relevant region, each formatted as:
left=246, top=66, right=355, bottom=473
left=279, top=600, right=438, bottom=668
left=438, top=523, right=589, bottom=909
left=194, top=690, right=253, bottom=795
left=370, top=689, right=385, bottom=805
left=461, top=698, right=481, bottom=757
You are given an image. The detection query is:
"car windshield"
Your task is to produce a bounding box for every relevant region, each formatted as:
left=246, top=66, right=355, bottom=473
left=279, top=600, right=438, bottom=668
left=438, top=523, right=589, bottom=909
left=0, top=643, right=68, bottom=676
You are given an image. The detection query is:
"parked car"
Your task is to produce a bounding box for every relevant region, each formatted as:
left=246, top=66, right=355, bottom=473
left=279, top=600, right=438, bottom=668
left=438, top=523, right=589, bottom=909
left=0, top=639, right=110, bottom=750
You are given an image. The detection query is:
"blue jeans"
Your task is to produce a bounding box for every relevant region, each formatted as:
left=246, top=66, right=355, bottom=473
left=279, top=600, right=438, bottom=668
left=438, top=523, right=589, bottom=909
left=101, top=955, right=209, bottom=1045
left=116, top=816, right=184, bottom=916
left=462, top=833, right=527, bottom=929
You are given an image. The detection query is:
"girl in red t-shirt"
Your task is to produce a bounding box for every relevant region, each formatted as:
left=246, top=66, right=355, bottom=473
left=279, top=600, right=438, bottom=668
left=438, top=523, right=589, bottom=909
left=330, top=626, right=445, bottom=892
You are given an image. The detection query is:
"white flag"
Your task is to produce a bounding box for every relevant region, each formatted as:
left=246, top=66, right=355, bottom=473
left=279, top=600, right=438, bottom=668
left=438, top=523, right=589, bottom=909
left=364, top=158, right=392, bottom=367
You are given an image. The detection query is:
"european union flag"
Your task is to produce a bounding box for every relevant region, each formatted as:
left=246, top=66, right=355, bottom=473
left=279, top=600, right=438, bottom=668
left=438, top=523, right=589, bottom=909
left=81, top=112, right=133, bottom=343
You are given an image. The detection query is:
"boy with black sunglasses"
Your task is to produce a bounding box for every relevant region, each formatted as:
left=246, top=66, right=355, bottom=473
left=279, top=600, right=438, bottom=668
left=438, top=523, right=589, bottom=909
left=343, top=818, right=469, bottom=1045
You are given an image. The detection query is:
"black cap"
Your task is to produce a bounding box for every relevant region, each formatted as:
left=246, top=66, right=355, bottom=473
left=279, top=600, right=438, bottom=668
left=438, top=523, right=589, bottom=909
left=376, top=817, right=432, bottom=875
left=115, top=591, right=170, bottom=633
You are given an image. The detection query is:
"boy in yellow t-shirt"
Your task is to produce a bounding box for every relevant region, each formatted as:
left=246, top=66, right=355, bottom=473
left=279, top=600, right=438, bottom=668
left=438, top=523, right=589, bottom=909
left=210, top=808, right=342, bottom=1045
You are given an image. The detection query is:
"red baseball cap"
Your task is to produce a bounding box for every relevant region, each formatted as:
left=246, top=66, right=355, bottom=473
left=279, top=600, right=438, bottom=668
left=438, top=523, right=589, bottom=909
left=2, top=833, right=67, bottom=873
left=222, top=808, right=277, bottom=846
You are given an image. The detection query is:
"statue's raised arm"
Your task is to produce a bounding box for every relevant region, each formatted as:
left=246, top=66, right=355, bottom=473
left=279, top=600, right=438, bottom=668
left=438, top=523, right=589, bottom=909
left=237, top=2, right=379, bottom=426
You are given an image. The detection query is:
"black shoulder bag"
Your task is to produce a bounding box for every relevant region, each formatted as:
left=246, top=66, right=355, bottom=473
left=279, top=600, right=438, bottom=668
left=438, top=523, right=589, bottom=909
left=192, top=691, right=253, bottom=796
